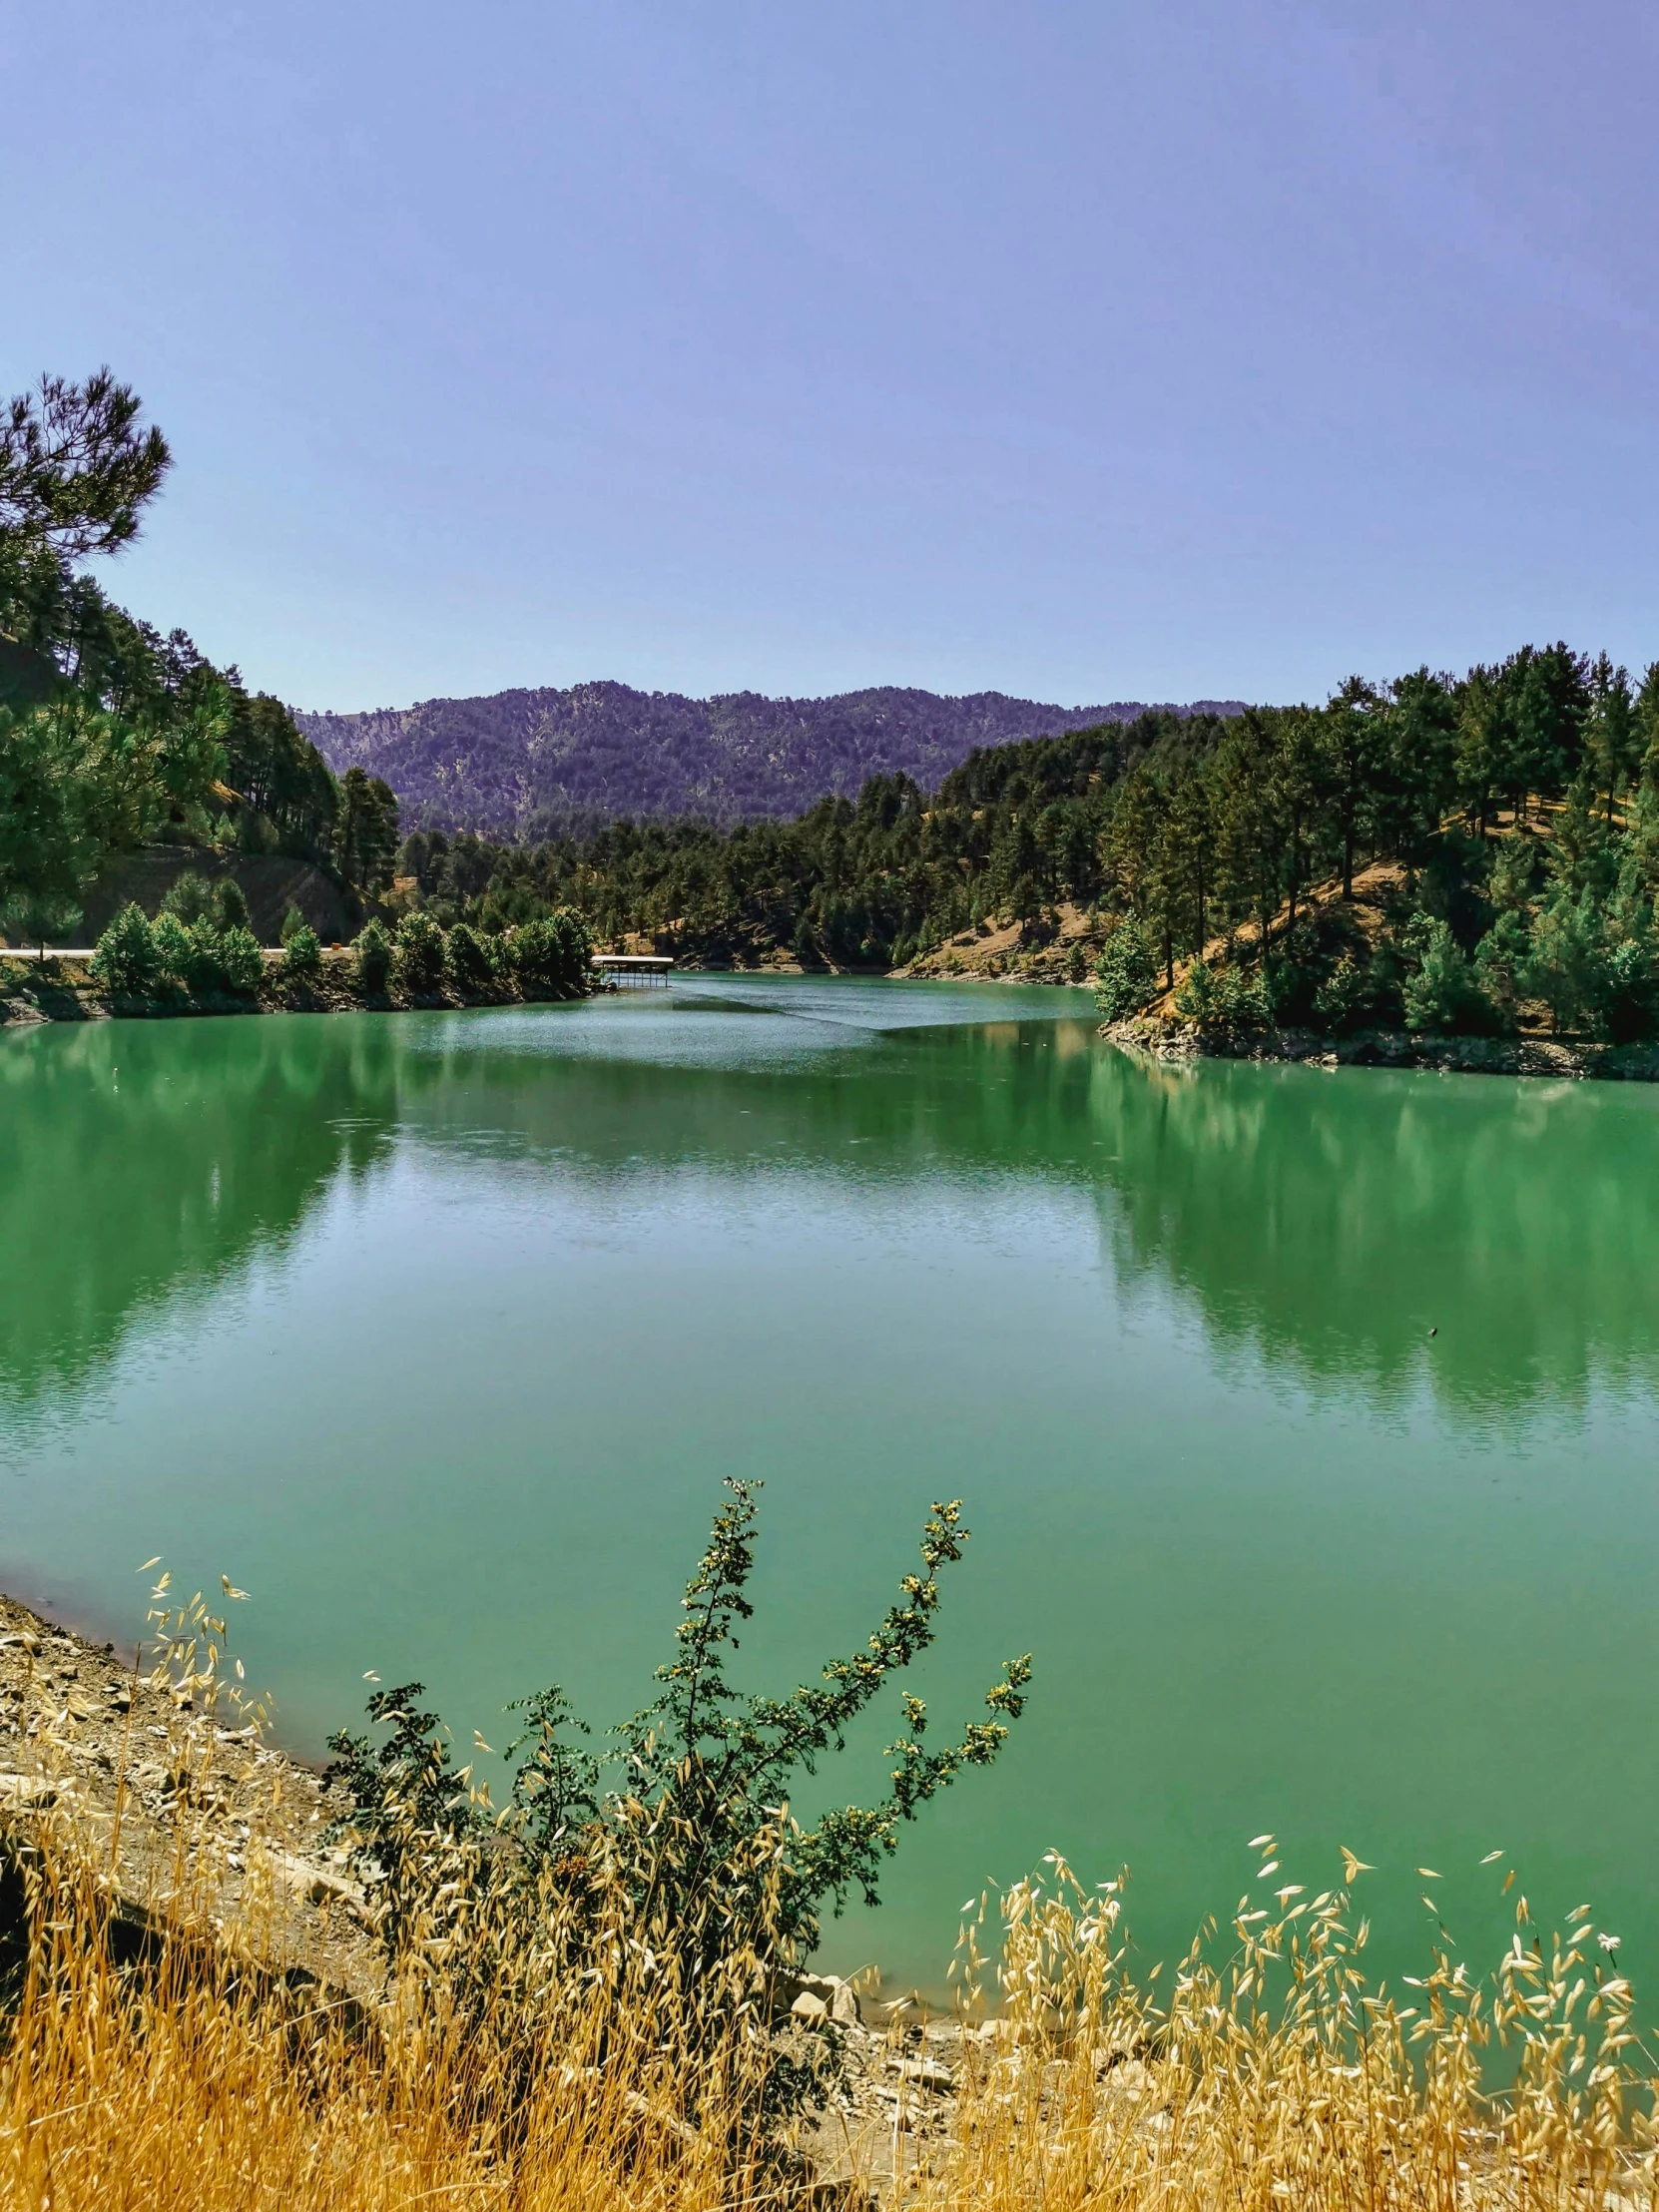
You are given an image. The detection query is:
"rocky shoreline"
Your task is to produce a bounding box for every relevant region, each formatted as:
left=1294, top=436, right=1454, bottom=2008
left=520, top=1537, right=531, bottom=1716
left=1103, top=1011, right=1659, bottom=1080
left=0, top=1588, right=379, bottom=1998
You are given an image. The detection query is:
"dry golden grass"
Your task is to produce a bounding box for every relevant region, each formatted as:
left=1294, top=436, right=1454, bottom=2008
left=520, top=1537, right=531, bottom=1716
left=0, top=1819, right=769, bottom=2212
left=2, top=1585, right=1653, bottom=2209
left=1, top=1823, right=1654, bottom=2212
left=928, top=1855, right=1654, bottom=2212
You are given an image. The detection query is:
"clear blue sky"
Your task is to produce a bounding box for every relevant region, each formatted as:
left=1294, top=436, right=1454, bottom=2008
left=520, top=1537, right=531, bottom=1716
left=5, top=2, right=1657, bottom=712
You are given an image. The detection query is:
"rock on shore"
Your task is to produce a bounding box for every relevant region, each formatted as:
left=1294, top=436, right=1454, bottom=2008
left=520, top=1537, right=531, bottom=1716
left=1103, top=1012, right=1659, bottom=1081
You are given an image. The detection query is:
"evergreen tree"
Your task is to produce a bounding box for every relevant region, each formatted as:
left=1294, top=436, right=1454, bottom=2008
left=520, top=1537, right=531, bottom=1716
left=336, top=767, right=400, bottom=893
left=1161, top=760, right=1217, bottom=959
left=0, top=701, right=110, bottom=937
left=1454, top=665, right=1508, bottom=833
left=1381, top=668, right=1458, bottom=857
left=1524, top=890, right=1611, bottom=1035
left=1211, top=713, right=1284, bottom=950
left=1324, top=676, right=1386, bottom=897
left=0, top=369, right=171, bottom=583
left=1584, top=654, right=1638, bottom=828
left=1265, top=706, right=1328, bottom=933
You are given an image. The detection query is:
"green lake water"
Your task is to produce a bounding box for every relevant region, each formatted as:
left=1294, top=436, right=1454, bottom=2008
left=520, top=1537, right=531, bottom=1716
left=4, top=974, right=1659, bottom=2001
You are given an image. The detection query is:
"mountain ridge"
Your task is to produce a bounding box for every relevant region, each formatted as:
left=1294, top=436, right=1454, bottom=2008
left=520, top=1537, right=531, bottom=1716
left=295, top=679, right=1245, bottom=833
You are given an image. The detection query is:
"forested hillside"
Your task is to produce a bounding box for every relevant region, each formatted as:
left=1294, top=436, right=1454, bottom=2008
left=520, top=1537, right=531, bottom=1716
left=1089, top=649, right=1659, bottom=1043
left=15, top=370, right=1659, bottom=1045
left=298, top=682, right=1244, bottom=833
left=0, top=369, right=400, bottom=954
left=392, top=647, right=1659, bottom=1042
left=392, top=710, right=1231, bottom=968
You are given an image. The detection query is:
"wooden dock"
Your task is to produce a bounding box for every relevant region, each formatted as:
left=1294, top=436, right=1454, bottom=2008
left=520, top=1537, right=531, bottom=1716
left=592, top=953, right=674, bottom=988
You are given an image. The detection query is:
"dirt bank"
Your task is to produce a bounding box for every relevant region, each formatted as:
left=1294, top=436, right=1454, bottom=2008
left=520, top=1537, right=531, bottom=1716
left=896, top=901, right=1103, bottom=984
left=0, top=1589, right=377, bottom=1998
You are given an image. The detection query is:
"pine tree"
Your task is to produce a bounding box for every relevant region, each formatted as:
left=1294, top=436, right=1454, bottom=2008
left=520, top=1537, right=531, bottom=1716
left=1584, top=654, right=1638, bottom=828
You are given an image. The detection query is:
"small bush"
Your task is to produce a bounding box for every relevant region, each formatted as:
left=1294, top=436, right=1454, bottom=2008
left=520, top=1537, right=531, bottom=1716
left=279, top=923, right=322, bottom=983
left=212, top=877, right=253, bottom=933
left=1313, top=950, right=1391, bottom=1034
left=1601, top=934, right=1658, bottom=1043
left=1177, top=957, right=1273, bottom=1031
left=1487, top=830, right=1540, bottom=913
left=445, top=921, right=495, bottom=991
left=164, top=919, right=265, bottom=996
left=88, top=903, right=161, bottom=996
left=393, top=910, right=448, bottom=993
left=506, top=907, right=593, bottom=996
left=1522, top=889, right=1612, bottom=1036
left=151, top=910, right=192, bottom=988
left=1174, top=957, right=1220, bottom=1025
left=325, top=1480, right=1027, bottom=2113
left=503, top=919, right=546, bottom=985
left=217, top=924, right=265, bottom=994
left=1401, top=914, right=1497, bottom=1034
left=1094, top=916, right=1158, bottom=1019
left=277, top=903, right=307, bottom=946
left=161, top=870, right=215, bottom=925
left=1261, top=939, right=1324, bottom=1025
left=178, top=920, right=226, bottom=994
left=1221, top=966, right=1275, bottom=1028
left=352, top=918, right=393, bottom=992
left=1472, top=910, right=1530, bottom=1032
left=554, top=908, right=595, bottom=992
left=1520, top=889, right=1659, bottom=1043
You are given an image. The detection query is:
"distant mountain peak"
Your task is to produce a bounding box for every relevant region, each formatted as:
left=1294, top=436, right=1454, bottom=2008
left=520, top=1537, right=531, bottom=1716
left=296, top=680, right=1245, bottom=835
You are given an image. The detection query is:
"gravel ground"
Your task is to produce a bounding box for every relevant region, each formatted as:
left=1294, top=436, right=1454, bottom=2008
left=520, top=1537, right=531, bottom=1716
left=0, top=1589, right=378, bottom=1997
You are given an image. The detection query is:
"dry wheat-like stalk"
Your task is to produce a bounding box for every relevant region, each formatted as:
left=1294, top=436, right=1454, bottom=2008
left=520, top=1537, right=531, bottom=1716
left=0, top=1594, right=1652, bottom=2211
left=3, top=1828, right=1654, bottom=2212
